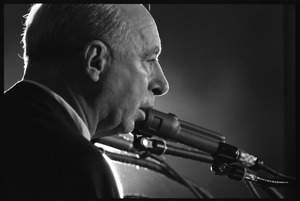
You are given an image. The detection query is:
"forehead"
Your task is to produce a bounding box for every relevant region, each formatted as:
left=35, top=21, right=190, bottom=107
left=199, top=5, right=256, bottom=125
left=137, top=23, right=161, bottom=57
left=117, top=4, right=161, bottom=57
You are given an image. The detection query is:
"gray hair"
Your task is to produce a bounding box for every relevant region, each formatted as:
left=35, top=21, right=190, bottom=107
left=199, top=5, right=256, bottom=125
left=22, top=4, right=129, bottom=69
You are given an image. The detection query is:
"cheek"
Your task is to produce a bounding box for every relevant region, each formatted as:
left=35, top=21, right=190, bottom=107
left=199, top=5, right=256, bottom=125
left=123, top=77, right=148, bottom=108
left=108, top=71, right=148, bottom=108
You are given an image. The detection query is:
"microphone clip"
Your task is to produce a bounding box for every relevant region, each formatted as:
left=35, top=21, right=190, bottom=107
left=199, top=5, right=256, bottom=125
left=133, top=135, right=167, bottom=155
left=211, top=160, right=257, bottom=182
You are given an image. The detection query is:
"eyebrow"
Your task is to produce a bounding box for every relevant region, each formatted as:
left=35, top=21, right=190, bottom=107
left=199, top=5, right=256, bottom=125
left=142, top=46, right=162, bottom=59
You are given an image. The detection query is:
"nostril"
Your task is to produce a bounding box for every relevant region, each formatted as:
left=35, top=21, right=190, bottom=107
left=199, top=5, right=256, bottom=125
left=149, top=66, right=169, bottom=96
left=151, top=80, right=169, bottom=96
left=152, top=88, right=162, bottom=96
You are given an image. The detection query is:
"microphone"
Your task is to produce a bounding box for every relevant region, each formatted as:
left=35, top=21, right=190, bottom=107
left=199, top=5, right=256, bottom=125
left=132, top=108, right=259, bottom=167
left=133, top=108, right=225, bottom=154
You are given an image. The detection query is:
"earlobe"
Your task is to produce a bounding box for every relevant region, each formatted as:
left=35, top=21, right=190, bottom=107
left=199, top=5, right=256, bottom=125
left=83, top=40, right=109, bottom=82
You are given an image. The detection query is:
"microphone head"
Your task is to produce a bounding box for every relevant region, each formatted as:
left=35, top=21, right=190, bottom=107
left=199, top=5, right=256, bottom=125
left=132, top=108, right=181, bottom=139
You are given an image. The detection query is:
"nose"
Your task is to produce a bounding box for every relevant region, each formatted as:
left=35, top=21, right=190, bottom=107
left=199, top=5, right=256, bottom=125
left=149, top=63, right=169, bottom=96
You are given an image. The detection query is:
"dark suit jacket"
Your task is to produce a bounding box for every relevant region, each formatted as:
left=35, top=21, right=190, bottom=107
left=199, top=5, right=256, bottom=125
left=3, top=81, right=121, bottom=200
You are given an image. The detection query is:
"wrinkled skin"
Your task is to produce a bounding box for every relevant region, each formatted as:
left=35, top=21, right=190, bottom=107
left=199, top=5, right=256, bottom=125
left=92, top=4, right=169, bottom=138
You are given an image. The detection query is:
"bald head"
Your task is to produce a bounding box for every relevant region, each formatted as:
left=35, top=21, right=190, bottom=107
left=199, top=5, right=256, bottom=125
left=117, top=4, right=154, bottom=25
left=116, top=4, right=158, bottom=34
left=114, top=4, right=161, bottom=61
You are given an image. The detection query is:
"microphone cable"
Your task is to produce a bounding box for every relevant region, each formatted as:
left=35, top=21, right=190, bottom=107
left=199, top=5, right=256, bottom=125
left=244, top=180, right=286, bottom=199
left=94, top=141, right=213, bottom=198
left=139, top=151, right=213, bottom=198
left=253, top=161, right=296, bottom=182
left=243, top=181, right=261, bottom=199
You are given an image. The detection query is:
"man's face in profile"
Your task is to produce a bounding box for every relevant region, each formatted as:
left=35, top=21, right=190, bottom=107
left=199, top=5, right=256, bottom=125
left=93, top=5, right=169, bottom=138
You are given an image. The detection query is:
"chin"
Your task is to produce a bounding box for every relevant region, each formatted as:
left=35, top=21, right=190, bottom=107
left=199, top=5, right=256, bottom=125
left=120, top=120, right=135, bottom=135
left=93, top=126, right=122, bottom=138
left=120, top=126, right=134, bottom=135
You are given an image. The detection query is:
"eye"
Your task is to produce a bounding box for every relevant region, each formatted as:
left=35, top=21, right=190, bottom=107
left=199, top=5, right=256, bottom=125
left=148, top=58, right=159, bottom=64
left=147, top=58, right=155, bottom=62
left=146, top=58, right=158, bottom=71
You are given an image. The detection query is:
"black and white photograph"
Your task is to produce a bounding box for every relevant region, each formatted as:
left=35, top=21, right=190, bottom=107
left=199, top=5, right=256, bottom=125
left=3, top=3, right=295, bottom=199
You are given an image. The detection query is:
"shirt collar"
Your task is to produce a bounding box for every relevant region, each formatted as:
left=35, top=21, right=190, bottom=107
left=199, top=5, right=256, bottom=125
left=22, top=79, right=91, bottom=141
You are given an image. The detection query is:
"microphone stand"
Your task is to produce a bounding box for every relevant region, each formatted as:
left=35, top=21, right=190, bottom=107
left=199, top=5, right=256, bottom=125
left=133, top=136, right=213, bottom=163
left=132, top=135, right=291, bottom=198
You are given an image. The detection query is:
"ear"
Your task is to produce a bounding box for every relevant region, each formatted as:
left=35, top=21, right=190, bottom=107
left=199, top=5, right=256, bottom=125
left=83, top=40, right=109, bottom=82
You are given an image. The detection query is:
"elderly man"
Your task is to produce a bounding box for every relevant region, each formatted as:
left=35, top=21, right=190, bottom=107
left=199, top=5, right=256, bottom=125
left=3, top=4, right=169, bottom=199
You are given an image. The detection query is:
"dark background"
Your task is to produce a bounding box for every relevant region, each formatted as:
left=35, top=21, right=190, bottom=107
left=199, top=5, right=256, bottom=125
left=4, top=4, right=295, bottom=198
